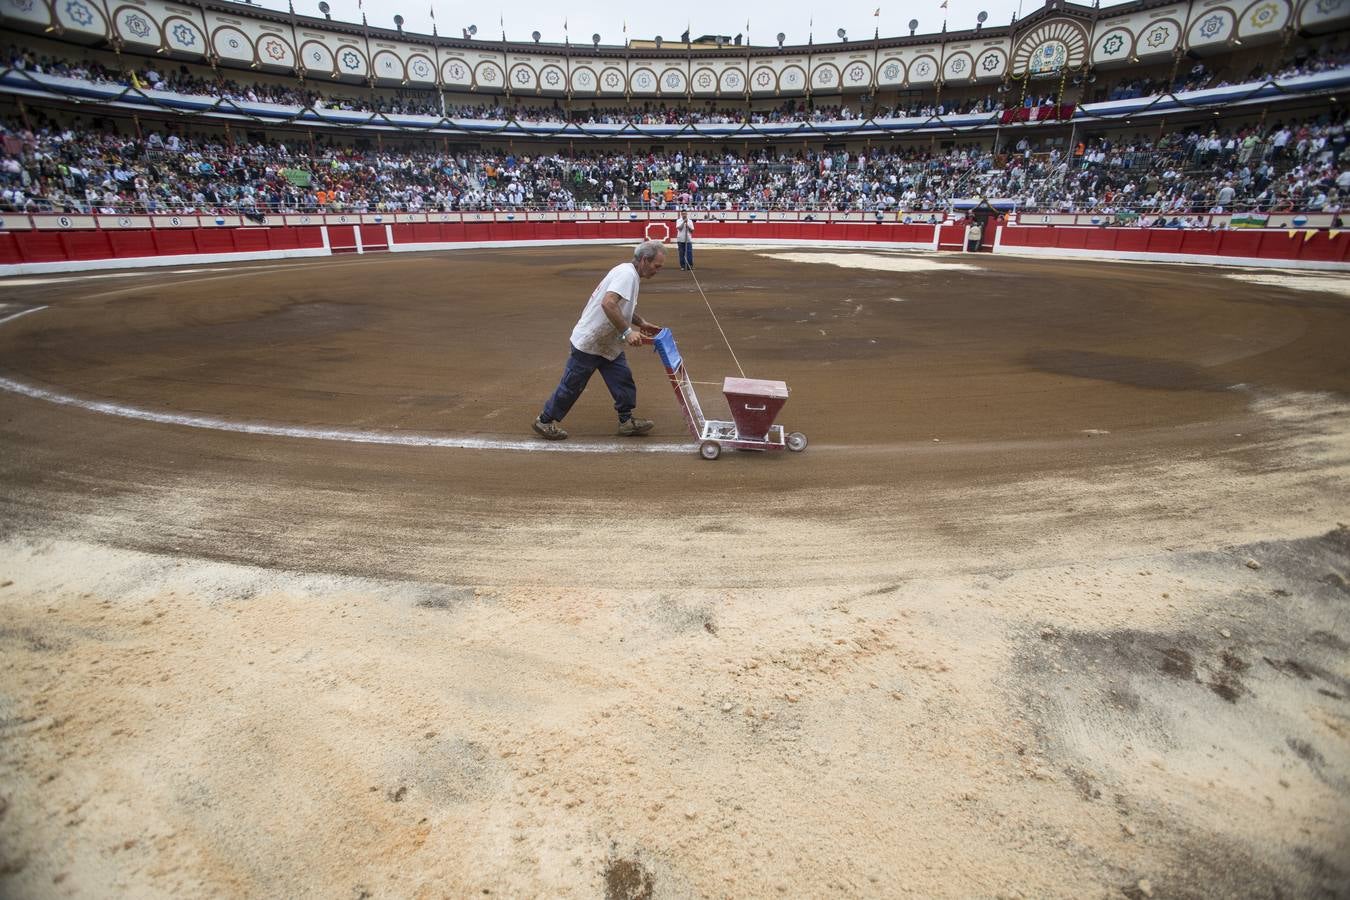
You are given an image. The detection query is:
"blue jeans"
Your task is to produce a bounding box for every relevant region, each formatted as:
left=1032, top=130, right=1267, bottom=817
left=541, top=344, right=637, bottom=423
left=678, top=240, right=693, bottom=269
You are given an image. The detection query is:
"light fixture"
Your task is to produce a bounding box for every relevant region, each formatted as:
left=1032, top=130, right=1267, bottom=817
left=776, top=31, right=785, bottom=47
left=532, top=30, right=541, bottom=42
left=592, top=32, right=601, bottom=48
left=908, top=18, right=919, bottom=35
left=318, top=0, right=330, bottom=19
left=976, top=10, right=988, bottom=29
left=393, top=14, right=404, bottom=34
left=837, top=27, right=847, bottom=41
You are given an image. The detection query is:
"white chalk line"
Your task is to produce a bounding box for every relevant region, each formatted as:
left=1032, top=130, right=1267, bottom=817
left=0, top=305, right=49, bottom=326
left=0, top=376, right=692, bottom=454
left=0, top=272, right=773, bottom=457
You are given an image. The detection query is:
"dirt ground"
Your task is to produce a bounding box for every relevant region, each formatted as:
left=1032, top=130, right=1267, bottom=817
left=0, top=245, right=1346, bottom=899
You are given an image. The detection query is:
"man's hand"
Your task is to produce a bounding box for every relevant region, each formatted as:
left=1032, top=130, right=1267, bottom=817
left=624, top=329, right=645, bottom=347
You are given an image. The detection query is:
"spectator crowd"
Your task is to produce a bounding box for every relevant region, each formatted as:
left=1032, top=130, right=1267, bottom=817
left=2, top=108, right=1345, bottom=220
left=4, top=38, right=1346, bottom=127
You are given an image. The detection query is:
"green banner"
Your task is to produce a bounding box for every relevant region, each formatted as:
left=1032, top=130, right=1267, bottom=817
left=648, top=179, right=670, bottom=195
left=282, top=168, right=312, bottom=188
left=1230, top=213, right=1269, bottom=229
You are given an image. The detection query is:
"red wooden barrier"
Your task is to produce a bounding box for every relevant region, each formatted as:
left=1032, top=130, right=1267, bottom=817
left=0, top=232, right=21, bottom=264
left=2, top=222, right=1344, bottom=271
left=153, top=230, right=198, bottom=255
left=19, top=233, right=67, bottom=262
left=193, top=230, right=236, bottom=254
left=231, top=229, right=271, bottom=253
left=995, top=224, right=1350, bottom=267
left=328, top=225, right=358, bottom=252
left=60, top=231, right=112, bottom=260
left=358, top=224, right=388, bottom=250
left=105, top=231, right=151, bottom=258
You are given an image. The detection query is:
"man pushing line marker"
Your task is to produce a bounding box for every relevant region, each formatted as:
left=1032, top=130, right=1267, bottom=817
left=533, top=241, right=666, bottom=441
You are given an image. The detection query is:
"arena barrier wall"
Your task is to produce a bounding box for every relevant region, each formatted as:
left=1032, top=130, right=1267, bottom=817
left=1, top=219, right=1347, bottom=276
left=384, top=221, right=943, bottom=254
left=0, top=225, right=331, bottom=274
left=991, top=225, right=1350, bottom=270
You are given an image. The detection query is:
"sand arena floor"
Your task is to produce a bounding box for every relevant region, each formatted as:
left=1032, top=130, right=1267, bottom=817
left=0, top=245, right=1347, bottom=898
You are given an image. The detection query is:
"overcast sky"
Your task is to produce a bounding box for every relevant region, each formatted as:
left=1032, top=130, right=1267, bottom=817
left=242, top=0, right=1134, bottom=47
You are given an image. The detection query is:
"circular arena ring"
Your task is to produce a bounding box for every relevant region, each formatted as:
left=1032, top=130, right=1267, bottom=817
left=1, top=244, right=1347, bottom=898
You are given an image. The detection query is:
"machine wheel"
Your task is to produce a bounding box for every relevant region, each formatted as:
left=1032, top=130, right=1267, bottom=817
left=699, top=440, right=722, bottom=460
left=786, top=432, right=808, bottom=452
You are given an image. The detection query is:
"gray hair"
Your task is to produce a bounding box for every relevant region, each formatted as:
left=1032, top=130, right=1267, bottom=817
left=634, top=240, right=666, bottom=262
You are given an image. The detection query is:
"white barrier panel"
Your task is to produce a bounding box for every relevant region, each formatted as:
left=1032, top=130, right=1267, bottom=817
left=0, top=215, right=34, bottom=231
left=427, top=212, right=462, bottom=223
left=203, top=216, right=242, bottom=227
left=33, top=215, right=97, bottom=230
left=284, top=214, right=322, bottom=226
left=529, top=211, right=560, bottom=221
left=152, top=215, right=198, bottom=228
left=1026, top=213, right=1078, bottom=225
left=361, top=214, right=392, bottom=225
left=460, top=212, right=492, bottom=223
left=101, top=215, right=153, bottom=229
left=395, top=213, right=428, bottom=223
left=325, top=213, right=361, bottom=225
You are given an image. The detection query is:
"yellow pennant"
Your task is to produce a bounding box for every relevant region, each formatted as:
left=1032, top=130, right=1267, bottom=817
left=1304, top=229, right=1318, bottom=241
left=1329, top=230, right=1342, bottom=240
left=1287, top=229, right=1299, bottom=238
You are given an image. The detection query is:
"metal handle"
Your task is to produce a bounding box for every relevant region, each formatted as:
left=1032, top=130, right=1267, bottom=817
left=743, top=404, right=766, bottom=411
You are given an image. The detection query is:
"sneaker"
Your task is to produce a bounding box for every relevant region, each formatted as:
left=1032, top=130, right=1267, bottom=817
left=617, top=417, right=654, bottom=436
left=532, top=416, right=568, bottom=440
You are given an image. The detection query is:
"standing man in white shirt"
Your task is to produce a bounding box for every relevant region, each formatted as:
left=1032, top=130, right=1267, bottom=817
left=676, top=209, right=696, bottom=270
left=532, top=241, right=666, bottom=441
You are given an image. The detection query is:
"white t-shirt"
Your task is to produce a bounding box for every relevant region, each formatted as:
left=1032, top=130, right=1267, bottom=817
left=570, top=261, right=640, bottom=359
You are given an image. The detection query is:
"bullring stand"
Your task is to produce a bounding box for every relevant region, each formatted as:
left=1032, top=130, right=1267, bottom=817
left=650, top=328, right=807, bottom=460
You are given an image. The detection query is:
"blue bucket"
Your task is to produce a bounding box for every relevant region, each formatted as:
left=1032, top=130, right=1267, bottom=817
left=652, top=328, right=682, bottom=371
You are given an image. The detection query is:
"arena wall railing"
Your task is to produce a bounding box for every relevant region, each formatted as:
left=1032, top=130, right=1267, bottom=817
left=1, top=216, right=1347, bottom=276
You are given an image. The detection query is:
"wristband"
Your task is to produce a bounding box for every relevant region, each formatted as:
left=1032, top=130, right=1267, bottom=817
left=620, top=327, right=632, bottom=341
